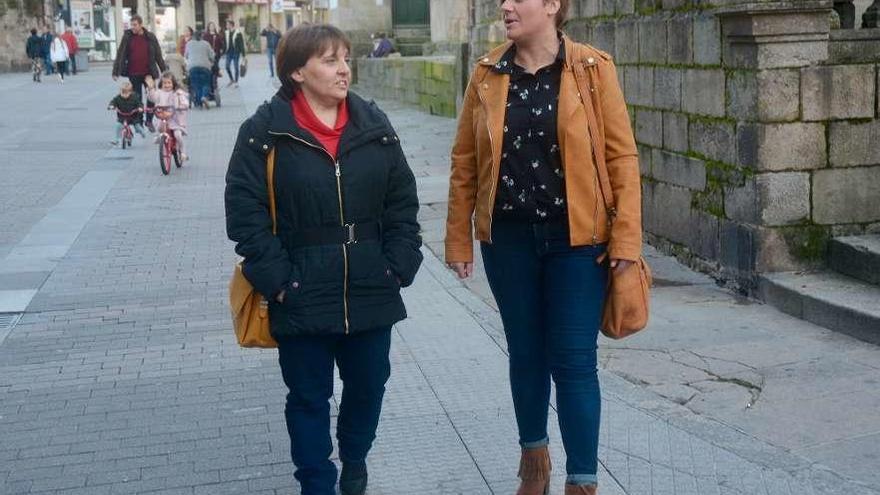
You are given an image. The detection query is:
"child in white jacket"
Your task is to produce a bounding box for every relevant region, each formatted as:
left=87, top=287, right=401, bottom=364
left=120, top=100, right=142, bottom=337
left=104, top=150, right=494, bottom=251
left=146, top=72, right=190, bottom=161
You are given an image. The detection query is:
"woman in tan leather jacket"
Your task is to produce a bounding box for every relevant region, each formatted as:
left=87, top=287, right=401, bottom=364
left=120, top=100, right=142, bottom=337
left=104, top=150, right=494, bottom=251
left=444, top=0, right=641, bottom=494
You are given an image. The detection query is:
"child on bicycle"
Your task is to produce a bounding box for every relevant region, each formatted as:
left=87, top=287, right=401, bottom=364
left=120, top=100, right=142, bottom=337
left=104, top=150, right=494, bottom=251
left=146, top=71, right=190, bottom=161
left=108, top=81, right=146, bottom=146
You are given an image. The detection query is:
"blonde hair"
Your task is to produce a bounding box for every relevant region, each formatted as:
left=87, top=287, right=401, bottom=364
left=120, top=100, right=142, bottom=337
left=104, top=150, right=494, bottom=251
left=120, top=81, right=133, bottom=92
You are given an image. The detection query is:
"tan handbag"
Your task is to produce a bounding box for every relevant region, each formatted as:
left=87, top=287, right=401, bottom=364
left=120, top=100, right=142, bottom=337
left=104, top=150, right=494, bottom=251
left=228, top=148, right=279, bottom=348
left=574, top=61, right=652, bottom=339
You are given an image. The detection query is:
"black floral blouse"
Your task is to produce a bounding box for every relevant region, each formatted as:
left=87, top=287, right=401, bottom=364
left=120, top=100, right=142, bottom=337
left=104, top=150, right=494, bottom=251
left=492, top=37, right=567, bottom=223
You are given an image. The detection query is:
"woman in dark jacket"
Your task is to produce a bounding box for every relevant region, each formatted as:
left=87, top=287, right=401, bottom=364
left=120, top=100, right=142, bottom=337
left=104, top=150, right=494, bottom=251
left=224, top=24, right=422, bottom=495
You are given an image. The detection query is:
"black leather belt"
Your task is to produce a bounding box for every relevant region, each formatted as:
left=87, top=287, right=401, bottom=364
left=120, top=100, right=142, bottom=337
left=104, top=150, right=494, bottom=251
left=289, top=221, right=381, bottom=247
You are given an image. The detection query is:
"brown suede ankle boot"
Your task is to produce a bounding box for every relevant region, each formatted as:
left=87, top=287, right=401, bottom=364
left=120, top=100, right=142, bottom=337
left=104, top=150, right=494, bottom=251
left=564, top=483, right=597, bottom=495
left=516, top=446, right=551, bottom=495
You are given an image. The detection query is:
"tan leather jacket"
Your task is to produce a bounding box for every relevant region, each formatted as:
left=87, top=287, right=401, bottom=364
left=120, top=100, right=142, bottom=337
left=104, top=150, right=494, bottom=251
left=445, top=35, right=642, bottom=263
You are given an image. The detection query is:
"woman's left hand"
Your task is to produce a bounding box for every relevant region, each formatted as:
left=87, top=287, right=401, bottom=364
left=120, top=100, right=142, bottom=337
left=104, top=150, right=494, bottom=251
left=610, top=259, right=634, bottom=274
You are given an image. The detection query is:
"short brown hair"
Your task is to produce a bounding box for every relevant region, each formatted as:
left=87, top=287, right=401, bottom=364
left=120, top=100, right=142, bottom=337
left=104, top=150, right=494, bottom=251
left=552, top=0, right=570, bottom=28
left=130, top=14, right=143, bottom=25
left=276, top=24, right=351, bottom=96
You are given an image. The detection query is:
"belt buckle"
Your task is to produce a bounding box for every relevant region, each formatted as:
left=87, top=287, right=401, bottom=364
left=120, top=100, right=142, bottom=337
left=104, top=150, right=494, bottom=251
left=344, top=223, right=357, bottom=245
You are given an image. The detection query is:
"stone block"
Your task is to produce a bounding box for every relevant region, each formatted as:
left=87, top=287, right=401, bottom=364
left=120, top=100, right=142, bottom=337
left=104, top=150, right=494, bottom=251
left=814, top=166, right=880, bottom=224
left=667, top=16, right=693, bottom=64
left=737, top=123, right=826, bottom=171
left=600, top=0, right=616, bottom=17
left=614, top=20, right=639, bottom=64
left=694, top=14, right=722, bottom=65
left=617, top=0, right=635, bottom=15
left=829, top=120, right=880, bottom=168
left=654, top=67, right=682, bottom=111
left=652, top=149, right=707, bottom=190
left=625, top=66, right=654, bottom=106
left=801, top=65, right=876, bottom=121
left=591, top=22, right=616, bottom=55
left=721, top=11, right=830, bottom=69
left=689, top=120, right=736, bottom=165
left=754, top=226, right=806, bottom=272
left=638, top=144, right=653, bottom=177
left=662, top=0, right=687, bottom=9
left=725, top=173, right=811, bottom=226
left=643, top=181, right=693, bottom=245
left=728, top=68, right=802, bottom=121
left=682, top=69, right=726, bottom=117
left=720, top=220, right=756, bottom=275
left=636, top=108, right=663, bottom=147
left=663, top=112, right=688, bottom=153
left=580, top=0, right=601, bottom=17
left=639, top=18, right=667, bottom=64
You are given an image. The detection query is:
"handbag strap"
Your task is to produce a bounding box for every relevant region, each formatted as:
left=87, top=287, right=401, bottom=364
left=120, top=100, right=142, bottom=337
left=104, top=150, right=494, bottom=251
left=266, top=148, right=277, bottom=235
left=572, top=62, right=617, bottom=220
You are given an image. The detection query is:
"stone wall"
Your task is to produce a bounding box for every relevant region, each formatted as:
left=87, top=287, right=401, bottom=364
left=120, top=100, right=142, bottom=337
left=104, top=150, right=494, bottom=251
left=470, top=0, right=880, bottom=291
left=0, top=2, right=46, bottom=73
left=355, top=56, right=459, bottom=118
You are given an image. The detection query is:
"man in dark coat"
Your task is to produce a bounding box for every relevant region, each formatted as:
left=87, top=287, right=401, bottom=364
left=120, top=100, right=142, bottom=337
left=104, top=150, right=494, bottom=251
left=223, top=19, right=246, bottom=87
left=112, top=15, right=167, bottom=130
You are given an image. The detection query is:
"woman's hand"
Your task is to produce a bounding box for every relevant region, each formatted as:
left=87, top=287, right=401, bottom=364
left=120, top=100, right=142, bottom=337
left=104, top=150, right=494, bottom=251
left=145, top=75, right=154, bottom=88
left=447, top=262, right=474, bottom=279
left=610, top=259, right=634, bottom=274
left=275, top=290, right=285, bottom=304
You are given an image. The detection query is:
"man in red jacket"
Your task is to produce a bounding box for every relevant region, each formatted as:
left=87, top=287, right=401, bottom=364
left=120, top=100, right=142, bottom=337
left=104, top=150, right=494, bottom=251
left=60, top=27, right=79, bottom=75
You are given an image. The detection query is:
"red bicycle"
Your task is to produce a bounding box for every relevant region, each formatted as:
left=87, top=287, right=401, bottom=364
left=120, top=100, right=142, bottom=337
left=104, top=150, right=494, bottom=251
left=152, top=106, right=182, bottom=175
left=114, top=109, right=142, bottom=149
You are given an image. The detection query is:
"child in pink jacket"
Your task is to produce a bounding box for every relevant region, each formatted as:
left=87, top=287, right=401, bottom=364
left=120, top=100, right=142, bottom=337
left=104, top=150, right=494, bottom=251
left=146, top=72, right=190, bottom=161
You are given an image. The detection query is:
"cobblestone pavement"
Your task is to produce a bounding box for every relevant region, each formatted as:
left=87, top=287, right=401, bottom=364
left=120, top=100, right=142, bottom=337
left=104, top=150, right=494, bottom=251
left=0, top=60, right=878, bottom=495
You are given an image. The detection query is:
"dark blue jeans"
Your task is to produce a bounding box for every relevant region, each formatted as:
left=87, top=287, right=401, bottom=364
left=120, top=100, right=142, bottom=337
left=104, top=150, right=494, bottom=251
left=225, top=51, right=240, bottom=82
left=277, top=326, right=392, bottom=495
left=267, top=50, right=275, bottom=77
left=188, top=67, right=212, bottom=106
left=481, top=220, right=607, bottom=487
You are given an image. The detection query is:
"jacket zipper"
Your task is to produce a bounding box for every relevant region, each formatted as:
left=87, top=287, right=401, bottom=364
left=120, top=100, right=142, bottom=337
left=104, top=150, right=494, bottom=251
left=476, top=83, right=498, bottom=243
left=268, top=131, right=351, bottom=334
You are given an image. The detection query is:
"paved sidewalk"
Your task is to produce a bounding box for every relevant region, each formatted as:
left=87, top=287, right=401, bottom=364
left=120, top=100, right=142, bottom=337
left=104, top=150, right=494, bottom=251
left=0, top=59, right=878, bottom=495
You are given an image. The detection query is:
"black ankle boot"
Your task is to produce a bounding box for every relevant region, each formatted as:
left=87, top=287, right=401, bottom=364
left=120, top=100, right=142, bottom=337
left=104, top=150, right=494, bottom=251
left=339, top=462, right=368, bottom=495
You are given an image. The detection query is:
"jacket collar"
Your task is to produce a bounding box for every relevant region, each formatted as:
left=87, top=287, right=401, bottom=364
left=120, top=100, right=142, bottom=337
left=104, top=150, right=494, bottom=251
left=265, top=91, right=391, bottom=157
left=477, top=32, right=580, bottom=73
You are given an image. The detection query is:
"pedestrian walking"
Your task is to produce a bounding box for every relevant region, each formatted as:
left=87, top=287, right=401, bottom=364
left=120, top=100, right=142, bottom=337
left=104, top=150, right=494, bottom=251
left=185, top=31, right=215, bottom=108
left=204, top=21, right=225, bottom=80
left=223, top=19, right=245, bottom=87
left=224, top=23, right=422, bottom=495
left=444, top=0, right=642, bottom=493
left=26, top=28, right=43, bottom=82
left=60, top=27, right=79, bottom=75
left=40, top=26, right=54, bottom=75
left=112, top=14, right=167, bottom=132
left=177, top=26, right=193, bottom=56
left=50, top=35, right=70, bottom=82
left=260, top=24, right=281, bottom=77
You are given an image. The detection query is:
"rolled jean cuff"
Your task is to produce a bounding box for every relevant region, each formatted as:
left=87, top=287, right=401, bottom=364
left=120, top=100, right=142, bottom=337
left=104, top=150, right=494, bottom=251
left=566, top=474, right=598, bottom=486
left=520, top=436, right=549, bottom=449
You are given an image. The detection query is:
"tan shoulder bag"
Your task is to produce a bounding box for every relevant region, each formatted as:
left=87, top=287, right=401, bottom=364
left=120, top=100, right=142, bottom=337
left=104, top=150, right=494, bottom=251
left=228, top=148, right=280, bottom=348
left=573, top=60, right=652, bottom=340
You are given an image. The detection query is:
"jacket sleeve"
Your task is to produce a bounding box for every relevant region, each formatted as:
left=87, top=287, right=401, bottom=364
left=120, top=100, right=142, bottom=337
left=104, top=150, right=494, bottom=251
left=112, top=34, right=126, bottom=77
left=598, top=58, right=642, bottom=261
left=382, top=135, right=423, bottom=287
left=225, top=120, right=291, bottom=298
left=444, top=74, right=480, bottom=263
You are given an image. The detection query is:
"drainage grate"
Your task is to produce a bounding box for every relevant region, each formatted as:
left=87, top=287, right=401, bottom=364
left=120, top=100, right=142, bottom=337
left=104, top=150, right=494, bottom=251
left=0, top=313, right=22, bottom=345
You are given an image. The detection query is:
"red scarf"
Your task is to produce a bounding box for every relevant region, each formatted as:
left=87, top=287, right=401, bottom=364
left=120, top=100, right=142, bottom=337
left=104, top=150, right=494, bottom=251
left=290, top=91, right=349, bottom=160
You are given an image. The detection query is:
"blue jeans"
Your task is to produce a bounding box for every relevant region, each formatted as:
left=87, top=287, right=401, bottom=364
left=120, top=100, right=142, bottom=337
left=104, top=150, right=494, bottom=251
left=188, top=67, right=212, bottom=105
left=481, top=220, right=607, bottom=487
left=43, top=54, right=53, bottom=74
left=267, top=50, right=275, bottom=77
left=277, top=327, right=392, bottom=495
left=225, top=51, right=240, bottom=82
